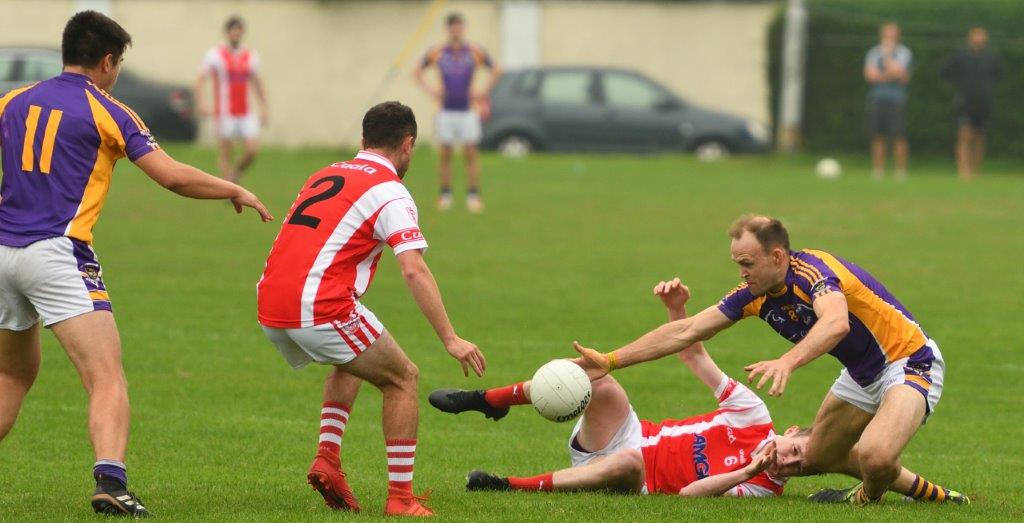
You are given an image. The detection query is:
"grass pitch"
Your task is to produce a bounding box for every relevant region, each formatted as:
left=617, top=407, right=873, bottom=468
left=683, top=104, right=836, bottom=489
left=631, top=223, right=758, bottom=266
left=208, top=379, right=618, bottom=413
left=1, top=145, right=1022, bottom=521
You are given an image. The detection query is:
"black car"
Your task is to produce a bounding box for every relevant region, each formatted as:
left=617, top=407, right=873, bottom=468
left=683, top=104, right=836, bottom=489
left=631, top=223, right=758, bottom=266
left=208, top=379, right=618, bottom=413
left=481, top=66, right=770, bottom=158
left=0, top=47, right=196, bottom=141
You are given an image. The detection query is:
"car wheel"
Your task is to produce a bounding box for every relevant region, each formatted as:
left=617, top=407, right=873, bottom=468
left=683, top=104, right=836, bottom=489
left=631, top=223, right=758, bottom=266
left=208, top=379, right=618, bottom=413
left=497, top=134, right=533, bottom=158
left=693, top=140, right=730, bottom=162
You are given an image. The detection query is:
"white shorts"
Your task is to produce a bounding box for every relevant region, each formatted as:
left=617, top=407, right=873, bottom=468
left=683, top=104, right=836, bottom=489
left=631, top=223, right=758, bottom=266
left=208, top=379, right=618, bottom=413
left=216, top=113, right=260, bottom=140
left=0, top=236, right=111, bottom=331
left=261, top=302, right=384, bottom=369
left=568, top=406, right=648, bottom=494
left=435, top=110, right=482, bottom=145
left=830, top=339, right=944, bottom=423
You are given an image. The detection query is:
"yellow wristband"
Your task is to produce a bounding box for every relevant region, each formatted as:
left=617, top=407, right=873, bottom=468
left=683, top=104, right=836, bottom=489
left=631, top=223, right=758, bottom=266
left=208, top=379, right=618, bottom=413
left=606, top=351, right=619, bottom=371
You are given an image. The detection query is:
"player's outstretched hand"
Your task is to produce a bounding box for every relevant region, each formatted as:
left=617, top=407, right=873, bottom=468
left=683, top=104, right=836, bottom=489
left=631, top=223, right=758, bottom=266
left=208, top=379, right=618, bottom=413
left=744, top=358, right=794, bottom=397
left=653, top=277, right=690, bottom=313
left=231, top=189, right=274, bottom=222
left=445, top=337, right=486, bottom=377
left=744, top=441, right=777, bottom=477
left=572, top=341, right=611, bottom=381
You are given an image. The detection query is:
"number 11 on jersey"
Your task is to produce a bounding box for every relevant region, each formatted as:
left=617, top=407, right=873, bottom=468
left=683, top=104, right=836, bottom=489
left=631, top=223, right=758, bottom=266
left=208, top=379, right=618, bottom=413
left=22, top=104, right=64, bottom=174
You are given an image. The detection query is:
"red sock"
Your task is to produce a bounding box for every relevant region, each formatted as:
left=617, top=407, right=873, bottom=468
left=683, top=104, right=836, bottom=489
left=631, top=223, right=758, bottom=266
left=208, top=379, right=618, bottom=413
left=386, top=439, right=416, bottom=495
left=484, top=382, right=530, bottom=408
left=317, top=401, right=350, bottom=460
left=508, top=472, right=554, bottom=491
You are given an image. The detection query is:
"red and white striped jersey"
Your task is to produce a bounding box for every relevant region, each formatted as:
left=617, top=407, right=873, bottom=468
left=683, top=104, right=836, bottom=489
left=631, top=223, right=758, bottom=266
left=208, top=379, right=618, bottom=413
left=257, top=151, right=428, bottom=329
left=200, top=45, right=259, bottom=117
left=640, top=377, right=786, bottom=497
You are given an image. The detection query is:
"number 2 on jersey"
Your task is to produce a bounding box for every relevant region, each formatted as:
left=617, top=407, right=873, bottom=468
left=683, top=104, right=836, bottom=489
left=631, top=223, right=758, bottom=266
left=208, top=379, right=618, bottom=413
left=22, top=105, right=63, bottom=174
left=287, top=175, right=346, bottom=229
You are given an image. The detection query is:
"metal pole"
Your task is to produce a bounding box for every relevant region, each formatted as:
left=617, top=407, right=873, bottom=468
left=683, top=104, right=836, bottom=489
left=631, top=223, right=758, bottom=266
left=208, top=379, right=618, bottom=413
left=777, top=0, right=808, bottom=152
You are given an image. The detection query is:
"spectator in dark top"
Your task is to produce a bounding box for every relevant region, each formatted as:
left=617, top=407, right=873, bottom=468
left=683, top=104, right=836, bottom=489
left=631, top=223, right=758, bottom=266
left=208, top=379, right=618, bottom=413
left=864, top=22, right=912, bottom=181
left=941, top=27, right=1003, bottom=181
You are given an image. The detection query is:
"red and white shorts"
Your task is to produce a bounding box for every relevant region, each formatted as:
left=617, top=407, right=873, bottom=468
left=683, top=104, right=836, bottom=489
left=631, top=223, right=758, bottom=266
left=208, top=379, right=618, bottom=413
left=261, top=302, right=384, bottom=368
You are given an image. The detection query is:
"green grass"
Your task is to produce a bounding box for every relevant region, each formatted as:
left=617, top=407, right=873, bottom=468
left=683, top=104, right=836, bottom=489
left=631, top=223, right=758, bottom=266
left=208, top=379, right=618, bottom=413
left=1, top=145, right=1022, bottom=521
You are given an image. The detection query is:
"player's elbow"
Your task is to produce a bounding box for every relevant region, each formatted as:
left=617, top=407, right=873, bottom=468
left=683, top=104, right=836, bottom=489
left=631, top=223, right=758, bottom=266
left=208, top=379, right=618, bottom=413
left=154, top=168, right=186, bottom=192
left=399, top=259, right=428, bottom=282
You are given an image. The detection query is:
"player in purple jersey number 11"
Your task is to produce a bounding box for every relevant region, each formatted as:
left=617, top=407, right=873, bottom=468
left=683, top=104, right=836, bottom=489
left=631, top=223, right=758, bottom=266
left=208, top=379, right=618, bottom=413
left=0, top=11, right=271, bottom=518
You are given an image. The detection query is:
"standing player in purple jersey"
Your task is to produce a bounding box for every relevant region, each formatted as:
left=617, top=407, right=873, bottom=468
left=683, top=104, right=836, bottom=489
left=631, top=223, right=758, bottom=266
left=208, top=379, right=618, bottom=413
left=0, top=11, right=271, bottom=517
left=574, top=216, right=967, bottom=506
left=415, top=12, right=501, bottom=213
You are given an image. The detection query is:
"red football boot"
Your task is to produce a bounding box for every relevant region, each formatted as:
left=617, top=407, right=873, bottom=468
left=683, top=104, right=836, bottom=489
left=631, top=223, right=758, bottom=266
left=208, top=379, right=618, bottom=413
left=307, top=452, right=360, bottom=512
left=383, top=488, right=434, bottom=517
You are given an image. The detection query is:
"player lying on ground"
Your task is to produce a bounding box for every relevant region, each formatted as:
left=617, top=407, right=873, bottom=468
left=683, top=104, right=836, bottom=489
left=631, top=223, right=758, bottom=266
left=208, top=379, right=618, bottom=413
left=432, top=279, right=790, bottom=496
left=573, top=216, right=970, bottom=505
left=432, top=280, right=968, bottom=502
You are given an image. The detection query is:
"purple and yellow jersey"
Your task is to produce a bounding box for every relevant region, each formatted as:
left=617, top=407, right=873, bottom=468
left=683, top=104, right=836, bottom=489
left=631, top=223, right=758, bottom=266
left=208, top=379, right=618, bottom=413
left=0, top=72, right=159, bottom=248
left=421, top=43, right=492, bottom=110
left=718, top=249, right=931, bottom=386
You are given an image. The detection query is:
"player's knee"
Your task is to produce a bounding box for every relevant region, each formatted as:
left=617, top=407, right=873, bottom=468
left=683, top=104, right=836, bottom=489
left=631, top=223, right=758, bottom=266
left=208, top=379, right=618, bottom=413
left=388, top=359, right=418, bottom=392
left=81, top=366, right=127, bottom=395
left=404, top=361, right=419, bottom=384
left=0, top=365, right=39, bottom=392
left=858, top=446, right=899, bottom=478
left=590, top=375, right=622, bottom=399
left=605, top=449, right=643, bottom=479
left=94, top=373, right=129, bottom=395
left=591, top=375, right=614, bottom=393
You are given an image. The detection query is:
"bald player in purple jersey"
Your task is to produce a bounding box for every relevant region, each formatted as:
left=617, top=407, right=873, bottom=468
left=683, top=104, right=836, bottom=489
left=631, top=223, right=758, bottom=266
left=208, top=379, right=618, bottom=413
left=0, top=11, right=271, bottom=517
left=415, top=12, right=501, bottom=213
left=574, top=216, right=968, bottom=506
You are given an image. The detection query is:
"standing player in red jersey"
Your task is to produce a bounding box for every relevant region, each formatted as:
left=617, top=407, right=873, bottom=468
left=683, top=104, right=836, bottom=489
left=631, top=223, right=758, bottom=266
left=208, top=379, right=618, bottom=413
left=257, top=101, right=485, bottom=517
left=195, top=16, right=268, bottom=183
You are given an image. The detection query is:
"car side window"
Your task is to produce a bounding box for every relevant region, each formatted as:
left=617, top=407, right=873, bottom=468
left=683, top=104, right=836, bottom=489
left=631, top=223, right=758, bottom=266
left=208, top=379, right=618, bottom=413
left=603, top=73, right=664, bottom=110
left=23, top=55, right=62, bottom=82
left=514, top=71, right=542, bottom=98
left=540, top=71, right=592, bottom=105
left=0, top=55, right=16, bottom=82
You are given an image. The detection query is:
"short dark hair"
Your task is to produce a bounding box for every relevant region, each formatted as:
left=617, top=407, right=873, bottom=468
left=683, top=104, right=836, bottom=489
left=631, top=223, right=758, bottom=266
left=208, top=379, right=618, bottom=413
left=362, top=102, right=417, bottom=150
left=446, top=12, right=464, bottom=26
left=61, top=10, right=132, bottom=67
left=728, top=215, right=791, bottom=252
left=225, top=16, right=244, bottom=32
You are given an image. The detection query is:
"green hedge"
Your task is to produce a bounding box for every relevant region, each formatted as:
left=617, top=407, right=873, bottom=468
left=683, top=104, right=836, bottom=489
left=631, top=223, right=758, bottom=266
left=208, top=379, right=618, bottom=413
left=769, top=0, right=1024, bottom=156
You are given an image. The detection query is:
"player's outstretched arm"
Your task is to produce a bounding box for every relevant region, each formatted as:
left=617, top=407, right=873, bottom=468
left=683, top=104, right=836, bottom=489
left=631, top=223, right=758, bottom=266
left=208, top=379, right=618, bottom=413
left=134, top=149, right=273, bottom=221
left=395, top=249, right=485, bottom=377
left=679, top=441, right=777, bottom=497
left=574, top=305, right=734, bottom=379
left=653, top=278, right=724, bottom=391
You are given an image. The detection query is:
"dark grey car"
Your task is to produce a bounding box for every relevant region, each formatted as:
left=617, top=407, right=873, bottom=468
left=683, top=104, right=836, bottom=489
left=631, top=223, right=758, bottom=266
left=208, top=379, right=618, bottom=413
left=0, top=47, right=197, bottom=141
left=481, top=66, right=770, bottom=157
